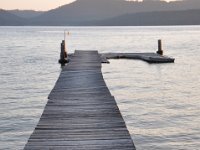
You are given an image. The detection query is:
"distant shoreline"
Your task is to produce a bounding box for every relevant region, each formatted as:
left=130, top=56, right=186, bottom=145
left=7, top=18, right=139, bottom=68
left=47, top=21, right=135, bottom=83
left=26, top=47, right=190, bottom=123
left=1, top=25, right=200, bottom=27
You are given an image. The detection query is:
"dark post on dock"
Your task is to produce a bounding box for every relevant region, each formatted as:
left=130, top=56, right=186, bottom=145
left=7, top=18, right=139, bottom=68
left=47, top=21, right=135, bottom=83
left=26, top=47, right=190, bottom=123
left=157, top=39, right=163, bottom=55
left=59, top=40, right=68, bottom=64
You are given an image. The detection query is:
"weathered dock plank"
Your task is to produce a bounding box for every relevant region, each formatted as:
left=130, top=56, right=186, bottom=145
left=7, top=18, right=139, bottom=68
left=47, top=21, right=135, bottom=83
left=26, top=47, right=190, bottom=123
left=101, top=52, right=175, bottom=63
left=24, top=50, right=136, bottom=150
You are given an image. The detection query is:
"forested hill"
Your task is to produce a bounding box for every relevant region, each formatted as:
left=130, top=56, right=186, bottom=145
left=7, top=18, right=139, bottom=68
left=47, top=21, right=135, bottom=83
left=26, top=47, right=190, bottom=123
left=85, top=9, right=200, bottom=26
left=1, top=0, right=200, bottom=26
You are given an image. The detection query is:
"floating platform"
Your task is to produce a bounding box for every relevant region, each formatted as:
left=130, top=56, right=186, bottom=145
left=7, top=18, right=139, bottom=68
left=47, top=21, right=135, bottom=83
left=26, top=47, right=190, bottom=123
left=24, top=50, right=136, bottom=150
left=101, top=53, right=175, bottom=63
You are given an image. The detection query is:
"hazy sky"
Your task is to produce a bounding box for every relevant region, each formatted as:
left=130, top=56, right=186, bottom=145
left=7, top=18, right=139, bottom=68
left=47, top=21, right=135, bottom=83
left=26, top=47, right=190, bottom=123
left=0, top=0, right=75, bottom=11
left=0, top=0, right=177, bottom=11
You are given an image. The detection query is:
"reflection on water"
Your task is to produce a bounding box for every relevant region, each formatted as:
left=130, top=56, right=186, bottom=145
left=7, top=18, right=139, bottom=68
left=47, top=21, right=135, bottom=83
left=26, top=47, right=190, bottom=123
left=0, top=26, right=200, bottom=150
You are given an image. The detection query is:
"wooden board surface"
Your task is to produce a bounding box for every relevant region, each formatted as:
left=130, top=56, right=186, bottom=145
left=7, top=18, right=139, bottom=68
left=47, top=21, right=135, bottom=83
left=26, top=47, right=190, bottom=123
left=101, top=52, right=175, bottom=63
left=24, top=50, right=136, bottom=150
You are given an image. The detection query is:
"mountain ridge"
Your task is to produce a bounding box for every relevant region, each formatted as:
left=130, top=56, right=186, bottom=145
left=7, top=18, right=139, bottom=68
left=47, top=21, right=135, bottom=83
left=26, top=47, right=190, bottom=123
left=0, top=9, right=26, bottom=25
left=8, top=10, right=44, bottom=18
left=29, top=0, right=200, bottom=25
left=1, top=0, right=200, bottom=26
left=84, top=9, right=200, bottom=26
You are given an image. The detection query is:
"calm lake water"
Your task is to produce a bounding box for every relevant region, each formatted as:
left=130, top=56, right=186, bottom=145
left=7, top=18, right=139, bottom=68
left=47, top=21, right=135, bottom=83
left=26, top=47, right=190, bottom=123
left=0, top=26, right=200, bottom=150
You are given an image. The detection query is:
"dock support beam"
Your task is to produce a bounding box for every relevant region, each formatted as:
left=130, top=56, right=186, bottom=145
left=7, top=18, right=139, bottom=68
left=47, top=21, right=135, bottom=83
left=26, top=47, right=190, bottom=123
left=59, top=40, right=68, bottom=64
left=157, top=39, right=163, bottom=55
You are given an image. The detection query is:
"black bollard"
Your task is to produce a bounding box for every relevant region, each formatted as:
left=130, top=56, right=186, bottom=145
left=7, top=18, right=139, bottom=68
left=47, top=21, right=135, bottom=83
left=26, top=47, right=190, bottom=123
left=157, top=39, right=163, bottom=55
left=59, top=40, right=68, bottom=64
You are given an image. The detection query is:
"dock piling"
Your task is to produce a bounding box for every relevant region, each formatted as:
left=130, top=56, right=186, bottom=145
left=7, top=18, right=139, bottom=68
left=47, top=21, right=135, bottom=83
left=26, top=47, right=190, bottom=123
left=157, top=39, right=163, bottom=55
left=59, top=40, right=68, bottom=64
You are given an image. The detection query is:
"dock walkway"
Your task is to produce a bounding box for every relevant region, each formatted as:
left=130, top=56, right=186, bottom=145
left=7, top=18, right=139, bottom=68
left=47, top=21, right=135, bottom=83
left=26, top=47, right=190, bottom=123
left=24, top=50, right=136, bottom=150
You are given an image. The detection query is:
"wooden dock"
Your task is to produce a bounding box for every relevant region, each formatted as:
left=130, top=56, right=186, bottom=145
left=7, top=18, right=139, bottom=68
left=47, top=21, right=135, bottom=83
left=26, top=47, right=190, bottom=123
left=24, top=50, right=136, bottom=150
left=101, top=53, right=175, bottom=63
